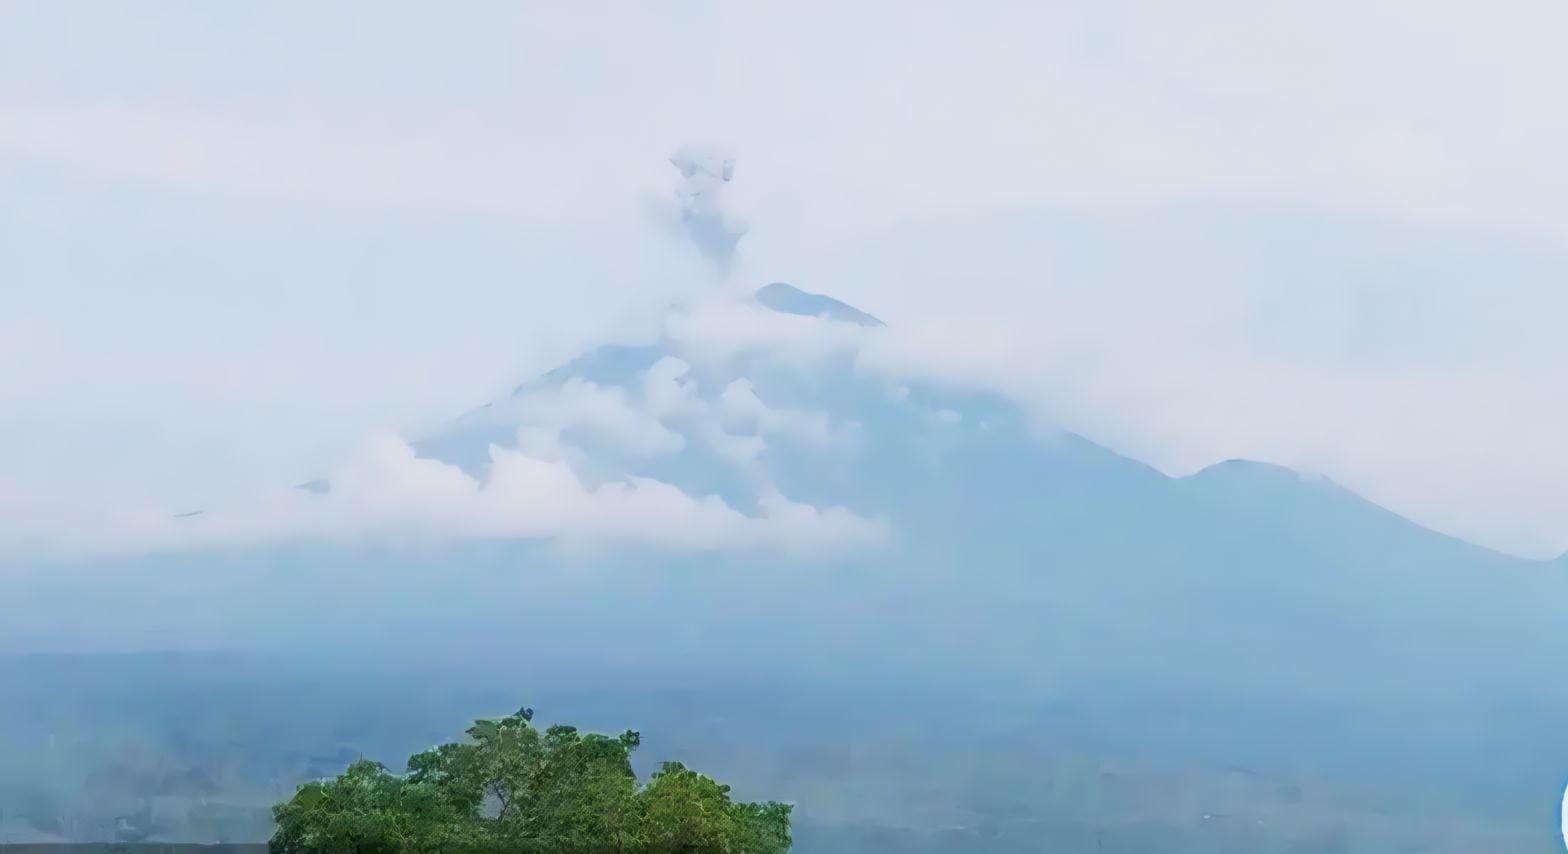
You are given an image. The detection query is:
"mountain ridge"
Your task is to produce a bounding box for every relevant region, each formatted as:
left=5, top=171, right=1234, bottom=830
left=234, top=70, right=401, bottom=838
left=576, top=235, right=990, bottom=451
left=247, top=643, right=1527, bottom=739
left=432, top=284, right=1543, bottom=566
left=5, top=282, right=1565, bottom=852
left=754, top=282, right=885, bottom=326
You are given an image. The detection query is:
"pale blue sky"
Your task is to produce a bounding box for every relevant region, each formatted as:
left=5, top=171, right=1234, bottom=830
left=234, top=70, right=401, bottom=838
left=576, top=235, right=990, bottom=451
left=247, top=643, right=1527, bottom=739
left=5, top=0, right=1568, bottom=556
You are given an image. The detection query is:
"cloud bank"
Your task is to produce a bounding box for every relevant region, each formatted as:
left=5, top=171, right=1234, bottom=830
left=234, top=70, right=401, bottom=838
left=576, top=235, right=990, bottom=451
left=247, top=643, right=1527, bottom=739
left=2, top=427, right=884, bottom=562
left=230, top=433, right=883, bottom=554
left=0, top=318, right=886, bottom=562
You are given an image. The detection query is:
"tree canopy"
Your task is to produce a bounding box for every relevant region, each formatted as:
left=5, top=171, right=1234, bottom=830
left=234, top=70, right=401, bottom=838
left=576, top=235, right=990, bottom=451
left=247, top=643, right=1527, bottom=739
left=270, top=707, right=791, bottom=853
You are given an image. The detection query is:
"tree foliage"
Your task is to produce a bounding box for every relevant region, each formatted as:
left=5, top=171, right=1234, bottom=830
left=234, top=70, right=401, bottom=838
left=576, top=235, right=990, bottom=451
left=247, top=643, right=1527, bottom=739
left=270, top=707, right=791, bottom=853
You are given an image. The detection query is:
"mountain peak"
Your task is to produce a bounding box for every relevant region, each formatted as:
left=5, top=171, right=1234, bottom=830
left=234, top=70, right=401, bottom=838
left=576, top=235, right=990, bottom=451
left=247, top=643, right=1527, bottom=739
left=1181, top=458, right=1355, bottom=503
left=754, top=283, right=884, bottom=327
left=1186, top=458, right=1307, bottom=484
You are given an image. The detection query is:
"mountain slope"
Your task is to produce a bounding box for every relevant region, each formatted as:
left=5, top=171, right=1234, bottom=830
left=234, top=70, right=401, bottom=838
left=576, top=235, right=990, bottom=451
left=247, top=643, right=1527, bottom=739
left=1, top=284, right=1565, bottom=851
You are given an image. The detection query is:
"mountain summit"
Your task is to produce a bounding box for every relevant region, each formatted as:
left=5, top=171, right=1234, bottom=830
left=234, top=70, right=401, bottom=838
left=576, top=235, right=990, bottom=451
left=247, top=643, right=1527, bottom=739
left=754, top=282, right=885, bottom=326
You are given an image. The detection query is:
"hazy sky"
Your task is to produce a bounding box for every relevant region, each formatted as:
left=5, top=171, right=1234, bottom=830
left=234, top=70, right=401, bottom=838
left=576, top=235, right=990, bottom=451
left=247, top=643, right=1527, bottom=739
left=5, top=1, right=1568, bottom=557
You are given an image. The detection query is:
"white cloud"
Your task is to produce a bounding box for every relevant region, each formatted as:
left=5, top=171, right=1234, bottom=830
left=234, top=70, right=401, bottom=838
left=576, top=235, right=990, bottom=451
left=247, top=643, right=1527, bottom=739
left=640, top=356, right=705, bottom=419
left=698, top=425, right=769, bottom=468
left=640, top=358, right=772, bottom=466
left=514, top=378, right=685, bottom=458
left=324, top=434, right=885, bottom=553
left=664, top=295, right=865, bottom=370
left=0, top=433, right=885, bottom=561
left=719, top=379, right=841, bottom=447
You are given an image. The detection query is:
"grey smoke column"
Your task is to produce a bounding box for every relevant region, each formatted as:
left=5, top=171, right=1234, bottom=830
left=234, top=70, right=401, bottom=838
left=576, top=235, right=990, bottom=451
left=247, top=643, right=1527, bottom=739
left=670, top=145, right=748, bottom=270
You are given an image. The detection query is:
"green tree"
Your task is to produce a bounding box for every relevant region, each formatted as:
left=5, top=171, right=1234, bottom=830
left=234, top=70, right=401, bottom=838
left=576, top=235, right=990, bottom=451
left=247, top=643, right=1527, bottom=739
left=641, top=762, right=792, bottom=853
left=271, top=708, right=790, bottom=854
